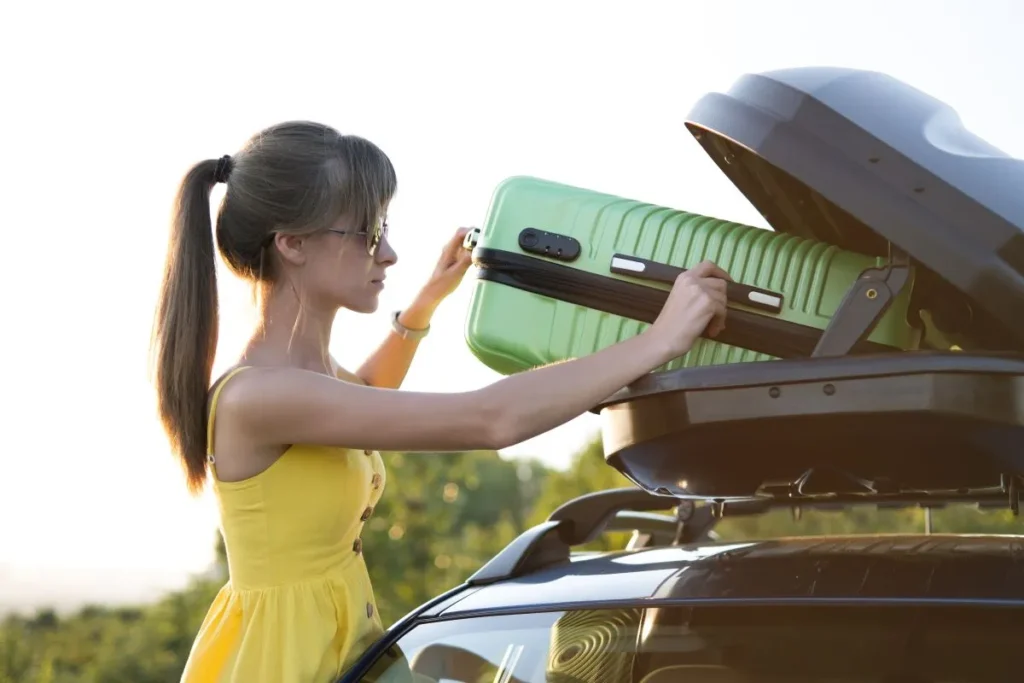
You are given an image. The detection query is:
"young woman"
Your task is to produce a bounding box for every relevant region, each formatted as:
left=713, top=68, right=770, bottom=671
left=152, top=120, right=730, bottom=683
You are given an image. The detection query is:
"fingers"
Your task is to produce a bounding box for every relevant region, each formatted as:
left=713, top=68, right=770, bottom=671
left=685, top=261, right=730, bottom=340
left=704, top=281, right=727, bottom=310
left=432, top=228, right=470, bottom=269
left=701, top=296, right=728, bottom=338
left=450, top=227, right=471, bottom=250
left=702, top=277, right=727, bottom=295
left=440, top=227, right=471, bottom=260
left=688, top=259, right=733, bottom=282
left=701, top=280, right=728, bottom=339
left=707, top=316, right=726, bottom=338
left=712, top=297, right=729, bottom=337
left=438, top=234, right=475, bottom=275
left=455, top=246, right=473, bottom=268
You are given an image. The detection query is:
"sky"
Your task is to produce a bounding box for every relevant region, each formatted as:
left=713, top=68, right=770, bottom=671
left=1, top=0, right=1022, bottom=613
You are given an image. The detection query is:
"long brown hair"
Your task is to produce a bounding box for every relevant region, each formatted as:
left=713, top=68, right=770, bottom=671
left=151, top=122, right=397, bottom=494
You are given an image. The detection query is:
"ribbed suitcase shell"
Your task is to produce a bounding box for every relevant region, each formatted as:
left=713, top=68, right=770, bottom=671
left=465, top=176, right=920, bottom=375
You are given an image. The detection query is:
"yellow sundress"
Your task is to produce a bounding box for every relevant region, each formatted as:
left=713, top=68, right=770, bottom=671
left=180, top=366, right=387, bottom=682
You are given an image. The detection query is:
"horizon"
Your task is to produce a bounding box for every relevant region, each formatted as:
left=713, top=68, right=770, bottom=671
left=3, top=0, right=1023, bottom=616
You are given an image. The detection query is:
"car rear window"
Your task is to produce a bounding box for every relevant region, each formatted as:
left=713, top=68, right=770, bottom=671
left=356, top=604, right=1020, bottom=682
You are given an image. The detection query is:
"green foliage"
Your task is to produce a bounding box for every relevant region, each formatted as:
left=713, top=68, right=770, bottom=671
left=526, top=438, right=633, bottom=551
left=361, top=449, right=539, bottom=624
left=0, top=578, right=221, bottom=683
left=3, top=438, right=1023, bottom=682
left=714, top=501, right=1024, bottom=540
left=0, top=449, right=538, bottom=682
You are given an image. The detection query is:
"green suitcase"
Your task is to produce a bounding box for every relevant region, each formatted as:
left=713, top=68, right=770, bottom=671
left=464, top=176, right=921, bottom=375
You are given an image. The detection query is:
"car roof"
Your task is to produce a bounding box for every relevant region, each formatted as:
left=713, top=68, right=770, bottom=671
left=438, top=534, right=1024, bottom=617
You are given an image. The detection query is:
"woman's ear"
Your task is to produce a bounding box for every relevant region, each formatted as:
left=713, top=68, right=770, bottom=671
left=272, top=233, right=308, bottom=267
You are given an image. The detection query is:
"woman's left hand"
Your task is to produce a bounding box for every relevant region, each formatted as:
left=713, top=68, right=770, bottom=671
left=362, top=227, right=476, bottom=387
left=417, top=227, right=475, bottom=306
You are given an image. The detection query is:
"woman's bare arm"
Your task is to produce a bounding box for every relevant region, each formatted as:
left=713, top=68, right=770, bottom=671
left=218, top=328, right=671, bottom=453
left=217, top=261, right=730, bottom=454
left=352, top=295, right=436, bottom=389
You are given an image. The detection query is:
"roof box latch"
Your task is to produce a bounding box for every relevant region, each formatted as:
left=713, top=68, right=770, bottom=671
left=811, top=246, right=913, bottom=357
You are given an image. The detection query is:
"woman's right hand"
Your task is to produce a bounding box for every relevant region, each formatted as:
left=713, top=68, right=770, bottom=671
left=648, top=260, right=731, bottom=359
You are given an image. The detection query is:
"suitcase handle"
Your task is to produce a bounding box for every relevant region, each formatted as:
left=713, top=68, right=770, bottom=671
left=609, top=254, right=784, bottom=314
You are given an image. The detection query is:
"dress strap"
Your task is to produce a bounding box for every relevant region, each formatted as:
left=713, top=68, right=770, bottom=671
left=207, top=366, right=253, bottom=458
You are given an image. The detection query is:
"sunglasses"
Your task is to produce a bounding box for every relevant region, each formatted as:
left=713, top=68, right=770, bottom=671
left=327, top=216, right=388, bottom=256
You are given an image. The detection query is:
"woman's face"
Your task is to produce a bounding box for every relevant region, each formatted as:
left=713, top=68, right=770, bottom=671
left=276, top=211, right=398, bottom=314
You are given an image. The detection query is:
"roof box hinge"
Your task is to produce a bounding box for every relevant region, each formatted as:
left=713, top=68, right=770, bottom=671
left=812, top=244, right=913, bottom=357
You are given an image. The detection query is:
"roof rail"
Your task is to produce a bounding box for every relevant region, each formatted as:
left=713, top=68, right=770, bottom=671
left=609, top=511, right=684, bottom=549
left=466, top=483, right=1020, bottom=586
left=547, top=488, right=677, bottom=544
left=468, top=488, right=726, bottom=585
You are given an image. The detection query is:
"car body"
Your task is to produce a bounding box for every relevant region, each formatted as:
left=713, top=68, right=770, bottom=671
left=338, top=490, right=1024, bottom=683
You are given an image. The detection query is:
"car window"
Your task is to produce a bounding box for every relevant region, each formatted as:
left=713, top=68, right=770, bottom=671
left=355, top=604, right=1020, bottom=682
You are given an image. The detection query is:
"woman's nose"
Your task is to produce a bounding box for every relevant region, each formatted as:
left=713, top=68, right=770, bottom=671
left=376, top=237, right=398, bottom=266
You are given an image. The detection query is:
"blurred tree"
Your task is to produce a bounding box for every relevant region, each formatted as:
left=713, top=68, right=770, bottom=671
left=213, top=531, right=228, bottom=580
left=4, top=438, right=1023, bottom=682
left=363, top=449, right=539, bottom=625
left=0, top=615, right=33, bottom=683
left=527, top=437, right=634, bottom=551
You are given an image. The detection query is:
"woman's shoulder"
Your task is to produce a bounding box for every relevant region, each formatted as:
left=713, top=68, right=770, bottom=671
left=207, top=364, right=254, bottom=409
left=206, top=364, right=303, bottom=417
left=206, top=361, right=376, bottom=450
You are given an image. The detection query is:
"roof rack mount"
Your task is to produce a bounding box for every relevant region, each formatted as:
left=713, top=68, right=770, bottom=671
left=466, top=482, right=1022, bottom=585
left=665, top=467, right=1023, bottom=517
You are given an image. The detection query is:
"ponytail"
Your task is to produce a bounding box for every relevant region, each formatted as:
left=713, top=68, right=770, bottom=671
left=150, top=124, right=397, bottom=493
left=152, top=159, right=222, bottom=495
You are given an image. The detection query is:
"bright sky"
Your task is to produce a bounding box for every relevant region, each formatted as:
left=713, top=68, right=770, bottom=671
left=2, top=0, right=1022, bottom=613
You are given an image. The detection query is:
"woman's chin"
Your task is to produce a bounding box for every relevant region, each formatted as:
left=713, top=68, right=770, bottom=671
left=346, top=294, right=381, bottom=315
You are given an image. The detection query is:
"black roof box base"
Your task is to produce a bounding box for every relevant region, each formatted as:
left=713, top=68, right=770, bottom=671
left=685, top=68, right=1024, bottom=350
left=598, top=353, right=1024, bottom=500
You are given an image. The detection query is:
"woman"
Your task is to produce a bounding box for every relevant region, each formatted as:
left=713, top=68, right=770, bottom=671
left=152, top=120, right=730, bottom=683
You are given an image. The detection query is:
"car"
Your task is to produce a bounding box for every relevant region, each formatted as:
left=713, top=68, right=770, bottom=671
left=339, top=485, right=1024, bottom=683
left=337, top=356, right=1024, bottom=683
left=339, top=65, right=1024, bottom=683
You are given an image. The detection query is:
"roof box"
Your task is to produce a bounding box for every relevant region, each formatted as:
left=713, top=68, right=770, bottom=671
left=685, top=67, right=1024, bottom=352
left=598, top=352, right=1024, bottom=503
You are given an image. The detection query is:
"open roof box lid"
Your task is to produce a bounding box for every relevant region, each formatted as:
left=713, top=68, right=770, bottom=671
left=688, top=66, right=1024, bottom=353
left=598, top=67, right=1024, bottom=505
